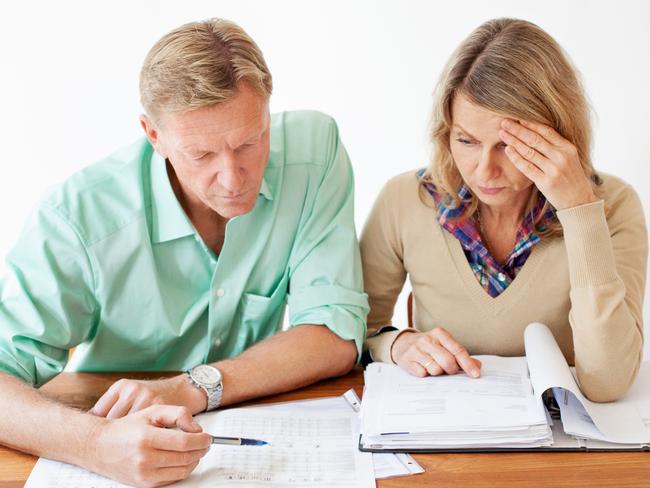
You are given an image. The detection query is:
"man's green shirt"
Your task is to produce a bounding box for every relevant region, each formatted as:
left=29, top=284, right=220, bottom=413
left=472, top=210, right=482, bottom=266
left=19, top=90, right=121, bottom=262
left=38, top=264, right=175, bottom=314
left=0, top=111, right=368, bottom=386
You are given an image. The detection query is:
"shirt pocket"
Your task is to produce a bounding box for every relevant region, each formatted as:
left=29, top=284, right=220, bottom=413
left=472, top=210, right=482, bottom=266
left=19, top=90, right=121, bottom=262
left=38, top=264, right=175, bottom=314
left=233, top=273, right=289, bottom=348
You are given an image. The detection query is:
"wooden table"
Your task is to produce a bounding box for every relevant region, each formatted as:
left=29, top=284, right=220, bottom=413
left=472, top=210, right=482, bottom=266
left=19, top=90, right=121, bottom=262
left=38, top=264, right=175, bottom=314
left=0, top=368, right=647, bottom=488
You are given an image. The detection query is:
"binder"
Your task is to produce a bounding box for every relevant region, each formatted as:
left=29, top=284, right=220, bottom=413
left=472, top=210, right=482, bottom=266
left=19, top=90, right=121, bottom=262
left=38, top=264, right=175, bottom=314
left=359, top=323, right=650, bottom=453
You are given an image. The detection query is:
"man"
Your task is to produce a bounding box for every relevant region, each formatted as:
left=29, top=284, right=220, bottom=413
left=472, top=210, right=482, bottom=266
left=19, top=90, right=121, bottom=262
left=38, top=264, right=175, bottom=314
left=0, top=18, right=367, bottom=487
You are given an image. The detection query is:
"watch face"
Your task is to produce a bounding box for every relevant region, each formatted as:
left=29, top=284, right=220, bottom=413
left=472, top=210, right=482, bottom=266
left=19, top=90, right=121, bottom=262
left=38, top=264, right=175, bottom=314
left=192, top=365, right=222, bottom=387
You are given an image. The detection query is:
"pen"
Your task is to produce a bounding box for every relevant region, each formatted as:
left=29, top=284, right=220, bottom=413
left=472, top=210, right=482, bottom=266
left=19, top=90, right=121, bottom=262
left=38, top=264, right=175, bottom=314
left=209, top=435, right=269, bottom=446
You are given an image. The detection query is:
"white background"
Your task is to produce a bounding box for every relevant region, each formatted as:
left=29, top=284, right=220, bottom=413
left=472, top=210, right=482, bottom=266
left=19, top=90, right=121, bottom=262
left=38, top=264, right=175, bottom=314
left=1, top=1, right=649, bottom=357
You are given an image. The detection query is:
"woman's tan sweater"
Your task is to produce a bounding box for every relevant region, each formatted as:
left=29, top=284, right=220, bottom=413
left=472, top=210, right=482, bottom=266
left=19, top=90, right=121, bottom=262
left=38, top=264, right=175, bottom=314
left=361, top=170, right=647, bottom=402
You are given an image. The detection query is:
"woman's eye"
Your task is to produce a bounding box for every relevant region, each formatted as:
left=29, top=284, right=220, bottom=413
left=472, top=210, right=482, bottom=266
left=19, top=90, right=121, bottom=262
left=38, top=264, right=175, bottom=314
left=457, top=138, right=472, bottom=145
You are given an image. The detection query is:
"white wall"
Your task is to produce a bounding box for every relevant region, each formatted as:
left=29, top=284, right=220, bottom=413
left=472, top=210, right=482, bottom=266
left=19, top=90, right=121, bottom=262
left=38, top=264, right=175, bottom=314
left=1, top=0, right=649, bottom=356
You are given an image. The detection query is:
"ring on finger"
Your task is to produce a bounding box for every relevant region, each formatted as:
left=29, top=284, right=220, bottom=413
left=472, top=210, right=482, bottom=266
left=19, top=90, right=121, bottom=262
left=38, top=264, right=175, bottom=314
left=422, top=359, right=434, bottom=369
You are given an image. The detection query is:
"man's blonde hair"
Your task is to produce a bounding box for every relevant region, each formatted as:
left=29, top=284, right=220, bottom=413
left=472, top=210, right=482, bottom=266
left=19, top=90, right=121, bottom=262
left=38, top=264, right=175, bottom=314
left=424, top=18, right=601, bottom=238
left=140, top=18, right=272, bottom=120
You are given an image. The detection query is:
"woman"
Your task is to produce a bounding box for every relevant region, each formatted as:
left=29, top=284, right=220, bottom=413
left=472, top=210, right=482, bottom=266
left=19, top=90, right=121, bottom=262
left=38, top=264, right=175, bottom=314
left=361, top=18, right=647, bottom=402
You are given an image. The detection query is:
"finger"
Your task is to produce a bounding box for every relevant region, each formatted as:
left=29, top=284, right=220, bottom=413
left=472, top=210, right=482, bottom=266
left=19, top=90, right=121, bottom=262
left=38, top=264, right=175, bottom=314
left=90, top=388, right=120, bottom=417
left=501, top=119, right=557, bottom=158
left=149, top=428, right=212, bottom=452
left=405, top=360, right=428, bottom=378
left=147, top=405, right=204, bottom=433
left=433, top=330, right=480, bottom=378
left=504, top=145, right=544, bottom=181
left=421, top=342, right=460, bottom=375
left=150, top=447, right=210, bottom=468
left=106, top=396, right=136, bottom=419
left=499, top=129, right=550, bottom=171
left=149, top=460, right=201, bottom=485
left=403, top=344, right=445, bottom=376
left=518, top=119, right=568, bottom=147
left=128, top=393, right=157, bottom=416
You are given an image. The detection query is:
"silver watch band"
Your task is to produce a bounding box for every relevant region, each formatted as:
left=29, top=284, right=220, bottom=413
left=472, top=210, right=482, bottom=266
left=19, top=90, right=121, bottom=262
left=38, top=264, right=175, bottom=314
left=187, top=365, right=223, bottom=412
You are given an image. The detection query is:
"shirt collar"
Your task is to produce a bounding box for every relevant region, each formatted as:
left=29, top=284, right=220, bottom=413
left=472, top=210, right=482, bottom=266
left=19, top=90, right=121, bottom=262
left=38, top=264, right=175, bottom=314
left=149, top=151, right=196, bottom=244
left=258, top=175, right=273, bottom=201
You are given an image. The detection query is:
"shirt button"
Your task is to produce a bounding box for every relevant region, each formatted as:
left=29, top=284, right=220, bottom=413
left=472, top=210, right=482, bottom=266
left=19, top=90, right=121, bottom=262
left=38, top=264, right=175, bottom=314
left=216, top=288, right=225, bottom=297
left=497, top=273, right=506, bottom=282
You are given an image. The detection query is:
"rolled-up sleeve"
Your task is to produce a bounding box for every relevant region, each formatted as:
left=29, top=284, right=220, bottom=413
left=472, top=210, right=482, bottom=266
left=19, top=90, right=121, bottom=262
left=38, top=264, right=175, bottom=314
left=286, top=119, right=368, bottom=357
left=0, top=205, right=97, bottom=386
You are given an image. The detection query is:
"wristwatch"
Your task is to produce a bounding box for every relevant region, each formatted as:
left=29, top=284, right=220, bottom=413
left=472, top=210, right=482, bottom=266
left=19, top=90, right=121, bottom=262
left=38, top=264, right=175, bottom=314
left=187, top=364, right=223, bottom=412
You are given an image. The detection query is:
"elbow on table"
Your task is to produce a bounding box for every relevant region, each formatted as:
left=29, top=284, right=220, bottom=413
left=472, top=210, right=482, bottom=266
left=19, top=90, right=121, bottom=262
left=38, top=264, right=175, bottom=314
left=578, top=361, right=642, bottom=403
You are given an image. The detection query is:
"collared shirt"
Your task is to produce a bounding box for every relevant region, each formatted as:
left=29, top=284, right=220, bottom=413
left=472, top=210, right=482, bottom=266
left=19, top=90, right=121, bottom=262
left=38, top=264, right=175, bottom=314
left=417, top=169, right=556, bottom=297
left=0, top=110, right=368, bottom=387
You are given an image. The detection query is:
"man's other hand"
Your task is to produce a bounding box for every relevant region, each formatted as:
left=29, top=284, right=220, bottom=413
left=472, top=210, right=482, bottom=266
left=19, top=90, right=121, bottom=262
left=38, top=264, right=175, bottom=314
left=90, top=375, right=207, bottom=418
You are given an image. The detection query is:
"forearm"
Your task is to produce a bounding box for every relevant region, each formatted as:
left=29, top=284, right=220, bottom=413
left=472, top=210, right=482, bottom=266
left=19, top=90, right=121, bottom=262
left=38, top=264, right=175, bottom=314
left=0, top=372, right=104, bottom=468
left=569, top=283, right=643, bottom=402
left=214, top=325, right=356, bottom=407
left=558, top=200, right=645, bottom=401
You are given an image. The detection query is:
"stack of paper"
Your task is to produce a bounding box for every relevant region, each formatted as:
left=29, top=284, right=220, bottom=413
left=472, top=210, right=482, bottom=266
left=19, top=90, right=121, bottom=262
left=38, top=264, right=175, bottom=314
left=360, top=356, right=553, bottom=450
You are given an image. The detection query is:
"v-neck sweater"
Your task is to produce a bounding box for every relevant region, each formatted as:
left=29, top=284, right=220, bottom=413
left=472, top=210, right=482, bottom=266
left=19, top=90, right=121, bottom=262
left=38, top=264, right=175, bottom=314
left=361, top=170, right=647, bottom=402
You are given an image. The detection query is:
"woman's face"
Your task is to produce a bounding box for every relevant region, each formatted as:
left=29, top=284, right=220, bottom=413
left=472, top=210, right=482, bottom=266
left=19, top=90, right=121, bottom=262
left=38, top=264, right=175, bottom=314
left=449, top=93, right=534, bottom=211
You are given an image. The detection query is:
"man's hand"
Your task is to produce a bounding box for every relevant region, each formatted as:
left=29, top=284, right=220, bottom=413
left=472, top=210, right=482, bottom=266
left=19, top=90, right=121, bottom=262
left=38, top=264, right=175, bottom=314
left=90, top=375, right=207, bottom=418
left=86, top=405, right=211, bottom=487
left=391, top=328, right=482, bottom=378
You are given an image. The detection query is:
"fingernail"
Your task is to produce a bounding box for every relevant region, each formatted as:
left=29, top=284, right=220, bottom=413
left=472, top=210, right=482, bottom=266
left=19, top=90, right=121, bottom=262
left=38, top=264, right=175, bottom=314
left=471, top=369, right=479, bottom=378
left=501, top=119, right=511, bottom=128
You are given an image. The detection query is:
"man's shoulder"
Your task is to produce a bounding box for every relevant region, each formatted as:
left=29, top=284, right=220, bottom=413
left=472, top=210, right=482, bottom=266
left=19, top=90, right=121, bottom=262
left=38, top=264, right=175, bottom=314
left=39, top=138, right=153, bottom=246
left=269, top=110, right=341, bottom=168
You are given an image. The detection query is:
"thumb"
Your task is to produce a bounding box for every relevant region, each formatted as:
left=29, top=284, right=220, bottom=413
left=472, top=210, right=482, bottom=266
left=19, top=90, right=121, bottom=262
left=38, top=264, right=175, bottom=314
left=145, top=405, right=204, bottom=433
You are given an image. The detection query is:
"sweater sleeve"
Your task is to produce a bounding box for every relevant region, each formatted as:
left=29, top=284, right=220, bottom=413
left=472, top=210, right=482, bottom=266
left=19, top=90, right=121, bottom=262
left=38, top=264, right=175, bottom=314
left=360, top=177, right=409, bottom=363
left=556, top=182, right=647, bottom=402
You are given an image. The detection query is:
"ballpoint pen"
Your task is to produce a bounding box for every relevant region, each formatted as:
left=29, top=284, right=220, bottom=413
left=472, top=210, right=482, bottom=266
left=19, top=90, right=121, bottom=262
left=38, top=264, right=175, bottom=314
left=209, top=435, right=269, bottom=446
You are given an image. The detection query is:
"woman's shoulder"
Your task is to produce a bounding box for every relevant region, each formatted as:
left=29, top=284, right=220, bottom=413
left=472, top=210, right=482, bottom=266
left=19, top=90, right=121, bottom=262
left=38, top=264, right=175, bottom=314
left=379, top=168, right=430, bottom=204
left=598, top=172, right=643, bottom=212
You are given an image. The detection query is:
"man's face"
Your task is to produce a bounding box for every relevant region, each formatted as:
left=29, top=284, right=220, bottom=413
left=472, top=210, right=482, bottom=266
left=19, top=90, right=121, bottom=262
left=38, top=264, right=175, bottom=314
left=142, top=83, right=271, bottom=220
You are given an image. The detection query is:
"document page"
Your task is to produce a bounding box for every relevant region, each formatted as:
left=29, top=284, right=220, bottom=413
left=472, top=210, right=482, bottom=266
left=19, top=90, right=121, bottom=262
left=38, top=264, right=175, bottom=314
left=26, top=409, right=374, bottom=488
left=362, top=356, right=547, bottom=436
left=524, top=322, right=649, bottom=444
left=252, top=392, right=423, bottom=479
left=179, top=409, right=374, bottom=488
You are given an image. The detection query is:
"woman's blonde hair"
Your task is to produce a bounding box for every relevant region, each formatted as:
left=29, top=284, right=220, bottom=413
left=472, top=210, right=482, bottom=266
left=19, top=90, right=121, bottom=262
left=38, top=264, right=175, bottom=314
left=424, top=18, right=601, bottom=238
left=140, top=18, right=272, bottom=121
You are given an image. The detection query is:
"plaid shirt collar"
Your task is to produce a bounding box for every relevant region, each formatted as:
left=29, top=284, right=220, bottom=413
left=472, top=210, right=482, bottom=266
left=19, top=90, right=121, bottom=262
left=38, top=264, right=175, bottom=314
left=417, top=169, right=556, bottom=297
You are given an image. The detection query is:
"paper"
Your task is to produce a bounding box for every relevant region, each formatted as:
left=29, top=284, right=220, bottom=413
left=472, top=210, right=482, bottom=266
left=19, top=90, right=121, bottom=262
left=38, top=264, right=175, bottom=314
left=372, top=453, right=424, bottom=479
left=26, top=404, right=374, bottom=488
left=251, top=391, right=423, bottom=479
left=525, top=323, right=650, bottom=444
left=362, top=356, right=547, bottom=435
left=178, top=409, right=373, bottom=487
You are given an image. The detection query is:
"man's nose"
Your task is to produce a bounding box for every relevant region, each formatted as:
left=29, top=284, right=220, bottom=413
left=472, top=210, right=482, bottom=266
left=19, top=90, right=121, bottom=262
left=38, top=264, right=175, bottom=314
left=217, top=153, right=245, bottom=193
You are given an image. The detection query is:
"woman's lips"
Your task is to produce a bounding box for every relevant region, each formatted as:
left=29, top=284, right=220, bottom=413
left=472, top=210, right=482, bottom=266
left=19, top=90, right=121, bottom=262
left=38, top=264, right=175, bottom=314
left=478, top=186, right=504, bottom=195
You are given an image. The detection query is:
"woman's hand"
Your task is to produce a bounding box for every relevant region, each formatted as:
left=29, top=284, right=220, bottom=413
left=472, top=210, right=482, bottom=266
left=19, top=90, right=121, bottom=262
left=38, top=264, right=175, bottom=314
left=499, top=119, right=599, bottom=210
left=391, top=328, right=481, bottom=378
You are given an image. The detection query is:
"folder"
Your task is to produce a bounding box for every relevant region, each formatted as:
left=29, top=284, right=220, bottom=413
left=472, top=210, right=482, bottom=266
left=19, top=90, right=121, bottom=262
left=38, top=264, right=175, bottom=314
left=359, top=323, right=650, bottom=453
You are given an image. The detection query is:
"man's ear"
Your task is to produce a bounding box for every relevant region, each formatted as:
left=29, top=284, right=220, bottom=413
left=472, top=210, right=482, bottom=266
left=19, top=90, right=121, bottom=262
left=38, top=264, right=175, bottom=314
left=140, top=114, right=163, bottom=155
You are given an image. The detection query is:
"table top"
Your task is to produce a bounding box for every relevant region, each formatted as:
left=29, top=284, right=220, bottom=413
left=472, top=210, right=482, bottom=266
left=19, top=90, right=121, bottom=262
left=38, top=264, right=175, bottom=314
left=0, top=368, right=647, bottom=488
